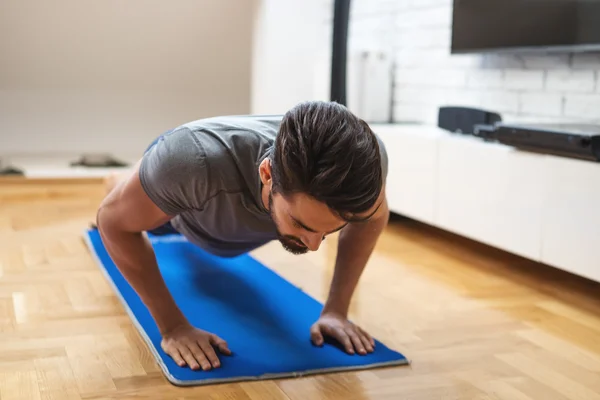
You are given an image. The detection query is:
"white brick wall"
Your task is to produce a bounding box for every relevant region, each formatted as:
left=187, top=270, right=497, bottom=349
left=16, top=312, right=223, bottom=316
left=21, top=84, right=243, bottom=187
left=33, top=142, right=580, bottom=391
left=480, top=91, right=519, bottom=114
left=546, top=71, right=596, bottom=93
left=466, top=71, right=504, bottom=89
left=504, top=70, right=545, bottom=91
left=519, top=93, right=563, bottom=117
left=346, top=0, right=600, bottom=124
left=564, top=94, right=600, bottom=118
left=521, top=55, right=570, bottom=70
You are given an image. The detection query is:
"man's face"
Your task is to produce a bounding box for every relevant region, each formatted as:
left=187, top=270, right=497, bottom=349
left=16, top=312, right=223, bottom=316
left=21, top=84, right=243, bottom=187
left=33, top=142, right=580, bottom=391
left=267, top=190, right=348, bottom=255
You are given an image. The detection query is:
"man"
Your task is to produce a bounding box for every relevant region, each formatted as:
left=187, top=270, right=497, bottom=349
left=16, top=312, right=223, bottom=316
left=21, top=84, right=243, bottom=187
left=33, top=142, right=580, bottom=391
left=96, top=100, right=389, bottom=372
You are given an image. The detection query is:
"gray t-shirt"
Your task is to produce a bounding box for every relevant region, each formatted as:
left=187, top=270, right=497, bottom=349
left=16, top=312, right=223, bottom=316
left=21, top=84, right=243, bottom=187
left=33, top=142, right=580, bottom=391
left=139, top=114, right=388, bottom=257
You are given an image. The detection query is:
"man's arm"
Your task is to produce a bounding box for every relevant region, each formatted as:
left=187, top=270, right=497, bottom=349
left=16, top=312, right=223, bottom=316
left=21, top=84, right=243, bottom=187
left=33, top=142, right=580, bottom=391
left=96, top=160, right=230, bottom=371
left=310, top=188, right=389, bottom=354
left=324, top=135, right=390, bottom=317
left=97, top=160, right=188, bottom=334
left=323, top=194, right=389, bottom=317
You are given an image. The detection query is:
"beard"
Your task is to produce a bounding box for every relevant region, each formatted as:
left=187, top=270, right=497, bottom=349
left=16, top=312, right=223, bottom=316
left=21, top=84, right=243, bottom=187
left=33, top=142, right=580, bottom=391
left=268, top=192, right=309, bottom=255
left=278, top=236, right=309, bottom=255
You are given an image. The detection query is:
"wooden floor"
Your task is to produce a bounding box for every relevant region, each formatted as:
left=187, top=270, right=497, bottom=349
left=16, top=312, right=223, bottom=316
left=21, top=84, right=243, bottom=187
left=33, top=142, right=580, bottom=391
left=1, top=178, right=599, bottom=400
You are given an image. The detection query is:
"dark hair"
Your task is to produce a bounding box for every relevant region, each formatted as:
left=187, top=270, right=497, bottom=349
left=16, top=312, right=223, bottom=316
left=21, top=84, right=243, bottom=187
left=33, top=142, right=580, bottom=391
left=270, top=101, right=383, bottom=221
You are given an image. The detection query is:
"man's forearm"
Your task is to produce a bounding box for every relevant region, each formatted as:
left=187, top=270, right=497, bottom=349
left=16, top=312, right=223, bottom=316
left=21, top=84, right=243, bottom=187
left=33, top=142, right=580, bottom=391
left=97, top=217, right=189, bottom=334
left=323, top=211, right=389, bottom=317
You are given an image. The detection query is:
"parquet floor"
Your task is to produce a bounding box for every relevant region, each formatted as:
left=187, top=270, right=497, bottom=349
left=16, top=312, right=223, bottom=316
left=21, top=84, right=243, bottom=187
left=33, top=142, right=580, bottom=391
left=1, top=177, right=599, bottom=399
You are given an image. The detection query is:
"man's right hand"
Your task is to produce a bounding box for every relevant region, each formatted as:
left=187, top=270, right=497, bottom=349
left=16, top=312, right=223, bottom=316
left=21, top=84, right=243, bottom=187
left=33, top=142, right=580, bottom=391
left=161, top=324, right=232, bottom=371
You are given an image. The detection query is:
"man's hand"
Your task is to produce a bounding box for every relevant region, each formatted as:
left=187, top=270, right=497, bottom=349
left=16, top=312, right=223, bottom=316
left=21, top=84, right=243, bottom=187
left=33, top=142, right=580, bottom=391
left=161, top=324, right=231, bottom=371
left=310, top=311, right=375, bottom=355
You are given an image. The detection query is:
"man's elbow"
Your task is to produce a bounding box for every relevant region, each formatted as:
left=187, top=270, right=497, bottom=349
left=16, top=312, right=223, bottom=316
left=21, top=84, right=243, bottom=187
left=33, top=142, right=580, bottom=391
left=95, top=182, right=130, bottom=234
left=95, top=202, right=114, bottom=236
left=95, top=195, right=125, bottom=237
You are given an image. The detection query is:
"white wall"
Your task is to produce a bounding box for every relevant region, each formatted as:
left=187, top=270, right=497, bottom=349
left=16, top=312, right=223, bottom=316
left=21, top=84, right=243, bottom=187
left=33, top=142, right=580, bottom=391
left=251, top=0, right=333, bottom=115
left=350, top=0, right=600, bottom=125
left=0, top=0, right=255, bottom=157
left=250, top=0, right=395, bottom=120
left=299, top=0, right=600, bottom=125
left=254, top=0, right=600, bottom=125
left=6, top=0, right=598, bottom=157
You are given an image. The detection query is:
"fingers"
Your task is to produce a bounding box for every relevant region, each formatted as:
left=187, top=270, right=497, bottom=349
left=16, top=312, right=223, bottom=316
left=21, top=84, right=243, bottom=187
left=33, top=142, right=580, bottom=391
left=333, top=327, right=355, bottom=355
left=359, top=333, right=374, bottom=353
left=310, top=324, right=325, bottom=347
left=354, top=328, right=374, bottom=354
left=169, top=347, right=187, bottom=368
left=350, top=326, right=374, bottom=354
left=210, top=334, right=232, bottom=356
left=198, top=340, right=221, bottom=369
left=161, top=328, right=231, bottom=371
left=358, top=326, right=375, bottom=350
left=345, top=328, right=367, bottom=355
left=182, top=336, right=231, bottom=371
left=164, top=341, right=218, bottom=371
left=179, top=344, right=204, bottom=370
left=312, top=318, right=376, bottom=356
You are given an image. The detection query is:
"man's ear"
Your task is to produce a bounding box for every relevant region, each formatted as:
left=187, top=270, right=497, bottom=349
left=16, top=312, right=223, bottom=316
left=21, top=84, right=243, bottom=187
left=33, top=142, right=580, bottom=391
left=259, top=158, right=272, bottom=186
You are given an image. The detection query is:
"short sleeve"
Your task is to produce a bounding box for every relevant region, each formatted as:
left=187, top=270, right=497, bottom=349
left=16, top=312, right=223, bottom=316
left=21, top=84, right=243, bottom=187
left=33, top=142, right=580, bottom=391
left=138, top=127, right=209, bottom=215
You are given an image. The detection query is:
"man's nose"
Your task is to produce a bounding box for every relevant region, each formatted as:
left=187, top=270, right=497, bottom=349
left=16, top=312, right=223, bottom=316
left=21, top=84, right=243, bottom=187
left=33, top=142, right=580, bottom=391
left=303, top=233, right=324, bottom=251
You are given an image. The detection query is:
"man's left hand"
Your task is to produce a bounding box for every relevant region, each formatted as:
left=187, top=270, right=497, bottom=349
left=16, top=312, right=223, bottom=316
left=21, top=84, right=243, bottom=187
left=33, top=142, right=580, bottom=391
left=310, top=311, right=375, bottom=355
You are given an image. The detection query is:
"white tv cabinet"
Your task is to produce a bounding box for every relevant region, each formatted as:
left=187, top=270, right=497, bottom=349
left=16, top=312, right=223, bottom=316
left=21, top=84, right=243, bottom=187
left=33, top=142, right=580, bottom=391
left=374, top=123, right=600, bottom=284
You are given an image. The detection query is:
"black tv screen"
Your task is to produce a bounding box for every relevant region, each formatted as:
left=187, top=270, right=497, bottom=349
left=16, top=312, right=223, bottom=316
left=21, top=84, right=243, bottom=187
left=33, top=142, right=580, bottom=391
left=451, top=0, right=600, bottom=53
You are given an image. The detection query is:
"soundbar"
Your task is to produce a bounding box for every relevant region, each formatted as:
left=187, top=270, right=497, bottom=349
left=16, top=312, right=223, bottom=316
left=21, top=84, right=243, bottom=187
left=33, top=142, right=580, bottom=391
left=474, top=122, right=600, bottom=162
left=438, top=106, right=502, bottom=134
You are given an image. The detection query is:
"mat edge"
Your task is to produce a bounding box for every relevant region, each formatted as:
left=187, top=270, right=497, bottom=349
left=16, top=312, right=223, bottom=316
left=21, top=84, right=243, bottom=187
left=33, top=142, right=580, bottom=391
left=167, top=358, right=410, bottom=386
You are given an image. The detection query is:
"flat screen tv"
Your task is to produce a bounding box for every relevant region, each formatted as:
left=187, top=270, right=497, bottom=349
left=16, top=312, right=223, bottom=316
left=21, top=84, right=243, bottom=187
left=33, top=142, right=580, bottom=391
left=451, top=0, right=600, bottom=53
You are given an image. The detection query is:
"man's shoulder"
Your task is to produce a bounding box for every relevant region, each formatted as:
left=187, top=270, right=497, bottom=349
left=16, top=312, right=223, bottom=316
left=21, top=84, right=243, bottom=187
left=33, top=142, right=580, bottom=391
left=181, top=114, right=283, bottom=141
left=372, top=132, right=389, bottom=182
left=139, top=115, right=282, bottom=214
left=177, top=114, right=281, bottom=173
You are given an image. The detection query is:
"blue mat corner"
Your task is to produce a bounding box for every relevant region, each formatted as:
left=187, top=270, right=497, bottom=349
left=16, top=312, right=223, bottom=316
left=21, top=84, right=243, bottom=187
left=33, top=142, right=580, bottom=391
left=84, top=228, right=409, bottom=386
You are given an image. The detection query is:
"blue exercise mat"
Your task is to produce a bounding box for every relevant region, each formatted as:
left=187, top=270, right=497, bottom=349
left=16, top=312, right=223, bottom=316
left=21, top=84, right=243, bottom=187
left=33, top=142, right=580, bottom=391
left=84, top=228, right=409, bottom=386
